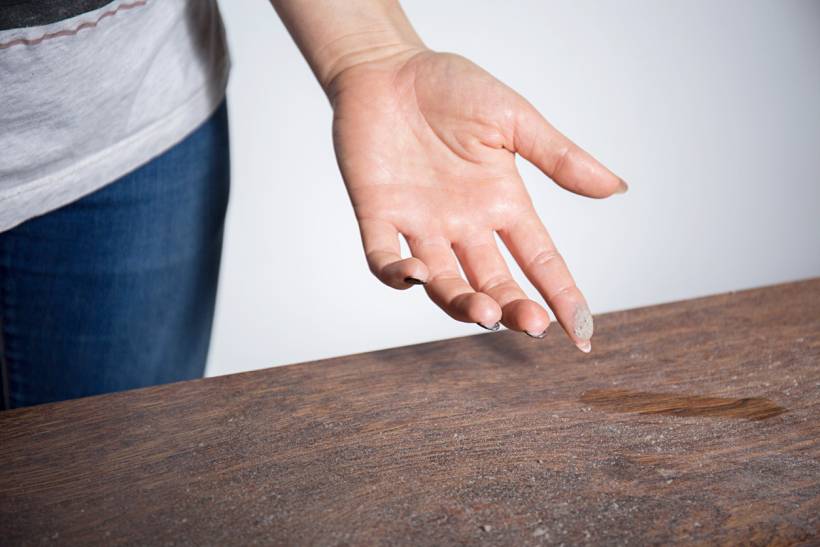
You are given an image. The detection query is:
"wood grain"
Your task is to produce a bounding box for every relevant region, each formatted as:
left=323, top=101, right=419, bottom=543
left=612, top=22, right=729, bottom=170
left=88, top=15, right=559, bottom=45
left=1, top=279, right=819, bottom=546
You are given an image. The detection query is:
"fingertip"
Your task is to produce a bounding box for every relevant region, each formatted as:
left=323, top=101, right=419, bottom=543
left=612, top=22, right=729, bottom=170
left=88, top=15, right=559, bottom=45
left=480, top=294, right=504, bottom=325
left=593, top=176, right=628, bottom=199
left=382, top=257, right=430, bottom=290
left=598, top=177, right=629, bottom=199
left=501, top=299, right=550, bottom=336
left=460, top=292, right=502, bottom=326
left=572, top=304, right=594, bottom=341
left=567, top=303, right=594, bottom=352
left=401, top=257, right=430, bottom=287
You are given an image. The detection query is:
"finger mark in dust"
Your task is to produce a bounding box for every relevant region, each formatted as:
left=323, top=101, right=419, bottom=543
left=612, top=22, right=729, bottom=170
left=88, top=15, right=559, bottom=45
left=579, top=389, right=786, bottom=420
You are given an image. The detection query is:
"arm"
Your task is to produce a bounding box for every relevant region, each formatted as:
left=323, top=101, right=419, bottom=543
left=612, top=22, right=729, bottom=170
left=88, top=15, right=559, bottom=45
left=270, top=0, right=628, bottom=352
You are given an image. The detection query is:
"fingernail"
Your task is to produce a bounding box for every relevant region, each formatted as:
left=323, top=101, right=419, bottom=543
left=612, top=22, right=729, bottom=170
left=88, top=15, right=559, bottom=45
left=477, top=321, right=500, bottom=332
left=573, top=306, right=594, bottom=341
left=614, top=178, right=629, bottom=195
left=576, top=340, right=592, bottom=353
left=525, top=328, right=548, bottom=339
left=404, top=276, right=426, bottom=285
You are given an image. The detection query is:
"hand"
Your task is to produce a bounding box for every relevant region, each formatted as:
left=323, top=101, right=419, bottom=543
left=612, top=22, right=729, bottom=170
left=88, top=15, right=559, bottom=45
left=328, top=49, right=627, bottom=352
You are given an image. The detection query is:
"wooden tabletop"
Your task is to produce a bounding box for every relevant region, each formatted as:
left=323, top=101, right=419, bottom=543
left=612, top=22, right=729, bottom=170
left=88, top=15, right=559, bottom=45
left=1, top=279, right=819, bottom=546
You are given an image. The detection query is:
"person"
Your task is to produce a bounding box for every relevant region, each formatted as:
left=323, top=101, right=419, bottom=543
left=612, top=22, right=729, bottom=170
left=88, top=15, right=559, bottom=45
left=0, top=0, right=627, bottom=410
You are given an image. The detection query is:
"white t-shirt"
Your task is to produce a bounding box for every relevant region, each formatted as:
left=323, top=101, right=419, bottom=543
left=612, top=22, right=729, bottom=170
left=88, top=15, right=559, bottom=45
left=0, top=0, right=231, bottom=232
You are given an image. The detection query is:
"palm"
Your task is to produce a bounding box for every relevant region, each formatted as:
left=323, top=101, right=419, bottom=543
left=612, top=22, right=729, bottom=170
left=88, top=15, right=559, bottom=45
left=334, top=52, right=529, bottom=231
left=329, top=51, right=623, bottom=351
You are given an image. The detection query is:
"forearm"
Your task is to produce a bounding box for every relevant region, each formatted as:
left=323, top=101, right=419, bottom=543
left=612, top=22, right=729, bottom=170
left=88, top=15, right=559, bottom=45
left=270, top=0, right=426, bottom=93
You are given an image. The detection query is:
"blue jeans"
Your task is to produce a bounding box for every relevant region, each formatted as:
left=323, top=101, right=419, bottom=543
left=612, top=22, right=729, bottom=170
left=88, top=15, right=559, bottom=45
left=0, top=100, right=230, bottom=409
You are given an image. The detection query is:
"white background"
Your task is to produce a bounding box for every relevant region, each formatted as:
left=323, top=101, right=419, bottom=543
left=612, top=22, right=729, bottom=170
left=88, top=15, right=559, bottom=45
left=206, top=0, right=820, bottom=377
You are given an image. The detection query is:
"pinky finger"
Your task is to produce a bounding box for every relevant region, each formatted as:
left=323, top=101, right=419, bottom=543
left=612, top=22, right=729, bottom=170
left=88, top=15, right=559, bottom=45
left=359, top=218, right=429, bottom=289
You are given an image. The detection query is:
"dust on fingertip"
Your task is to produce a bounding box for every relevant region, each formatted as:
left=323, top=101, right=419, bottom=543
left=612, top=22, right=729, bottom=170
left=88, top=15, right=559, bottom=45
left=573, top=306, right=593, bottom=340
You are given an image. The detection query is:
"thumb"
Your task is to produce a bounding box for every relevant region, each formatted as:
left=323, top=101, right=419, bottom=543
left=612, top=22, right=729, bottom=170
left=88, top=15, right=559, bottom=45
left=512, top=100, right=628, bottom=198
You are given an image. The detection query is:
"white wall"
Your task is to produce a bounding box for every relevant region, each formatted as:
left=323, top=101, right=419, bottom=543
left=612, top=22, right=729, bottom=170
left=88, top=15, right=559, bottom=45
left=206, top=0, right=820, bottom=377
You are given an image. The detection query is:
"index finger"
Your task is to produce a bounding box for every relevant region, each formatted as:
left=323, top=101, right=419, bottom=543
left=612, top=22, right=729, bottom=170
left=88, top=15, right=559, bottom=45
left=498, top=211, right=594, bottom=352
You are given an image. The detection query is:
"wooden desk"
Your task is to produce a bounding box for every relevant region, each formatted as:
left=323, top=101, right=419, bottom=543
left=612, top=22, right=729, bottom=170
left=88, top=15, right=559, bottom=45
left=1, top=279, right=818, bottom=546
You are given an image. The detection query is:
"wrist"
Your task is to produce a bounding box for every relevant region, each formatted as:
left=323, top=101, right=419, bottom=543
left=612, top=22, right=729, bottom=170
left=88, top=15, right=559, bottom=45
left=319, top=34, right=426, bottom=93
left=271, top=0, right=426, bottom=96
